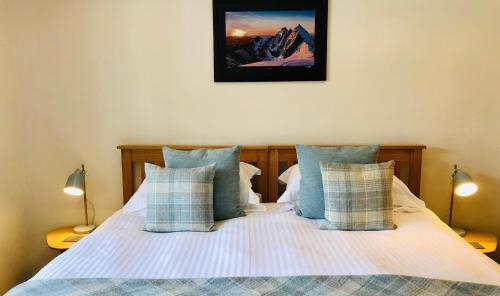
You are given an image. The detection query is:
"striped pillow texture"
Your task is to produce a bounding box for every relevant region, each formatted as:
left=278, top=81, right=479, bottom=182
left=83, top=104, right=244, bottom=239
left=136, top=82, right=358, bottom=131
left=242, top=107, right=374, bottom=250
left=144, top=163, right=216, bottom=233
left=320, top=161, right=395, bottom=231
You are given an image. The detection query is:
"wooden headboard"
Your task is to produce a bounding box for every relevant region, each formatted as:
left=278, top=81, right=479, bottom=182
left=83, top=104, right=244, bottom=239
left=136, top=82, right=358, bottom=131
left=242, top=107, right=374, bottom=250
left=267, top=145, right=426, bottom=203
left=117, top=145, right=268, bottom=205
left=117, top=145, right=426, bottom=205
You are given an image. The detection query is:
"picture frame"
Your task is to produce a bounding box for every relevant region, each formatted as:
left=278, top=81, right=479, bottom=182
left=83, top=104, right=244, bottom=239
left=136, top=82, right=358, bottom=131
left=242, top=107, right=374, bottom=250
left=213, top=0, right=328, bottom=82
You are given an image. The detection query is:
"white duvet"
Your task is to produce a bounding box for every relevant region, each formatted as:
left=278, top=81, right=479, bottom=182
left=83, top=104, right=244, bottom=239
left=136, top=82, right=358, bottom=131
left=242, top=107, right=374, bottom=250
left=34, top=204, right=500, bottom=286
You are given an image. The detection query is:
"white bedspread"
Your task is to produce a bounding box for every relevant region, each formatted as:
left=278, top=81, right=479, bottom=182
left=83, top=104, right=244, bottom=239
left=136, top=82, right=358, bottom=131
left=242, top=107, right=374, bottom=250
left=34, top=204, right=500, bottom=286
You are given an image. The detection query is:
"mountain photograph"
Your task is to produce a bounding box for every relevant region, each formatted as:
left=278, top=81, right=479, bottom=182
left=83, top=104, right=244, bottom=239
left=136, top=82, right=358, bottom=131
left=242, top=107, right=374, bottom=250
left=225, top=11, right=315, bottom=68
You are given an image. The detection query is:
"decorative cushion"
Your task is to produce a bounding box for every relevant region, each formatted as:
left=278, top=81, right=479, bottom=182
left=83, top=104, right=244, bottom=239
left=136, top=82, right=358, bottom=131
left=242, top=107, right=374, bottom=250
left=163, top=146, right=243, bottom=220
left=296, top=145, right=380, bottom=218
left=275, top=163, right=425, bottom=214
left=319, top=161, right=395, bottom=231
left=124, top=162, right=262, bottom=215
left=144, top=163, right=216, bottom=232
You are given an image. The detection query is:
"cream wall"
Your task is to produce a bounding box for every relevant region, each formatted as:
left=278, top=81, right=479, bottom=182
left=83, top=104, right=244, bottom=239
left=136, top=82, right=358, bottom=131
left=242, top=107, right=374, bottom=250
left=2, top=0, right=499, bottom=291
left=0, top=1, right=30, bottom=292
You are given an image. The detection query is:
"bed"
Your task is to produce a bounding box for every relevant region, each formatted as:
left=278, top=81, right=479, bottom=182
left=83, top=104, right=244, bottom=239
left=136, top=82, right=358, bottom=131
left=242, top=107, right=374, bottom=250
left=8, top=145, right=500, bottom=295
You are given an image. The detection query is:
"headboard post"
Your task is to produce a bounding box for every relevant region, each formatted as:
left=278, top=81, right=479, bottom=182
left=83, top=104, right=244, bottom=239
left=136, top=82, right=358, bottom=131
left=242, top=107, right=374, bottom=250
left=256, top=148, right=269, bottom=202
left=121, top=149, right=133, bottom=205
left=409, top=149, right=423, bottom=197
left=268, top=149, right=280, bottom=202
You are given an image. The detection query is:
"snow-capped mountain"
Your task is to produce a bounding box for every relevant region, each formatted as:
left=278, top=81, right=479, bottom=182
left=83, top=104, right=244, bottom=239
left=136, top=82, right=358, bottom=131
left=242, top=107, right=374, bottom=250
left=266, top=27, right=291, bottom=58
left=226, top=24, right=315, bottom=68
left=282, top=24, right=314, bottom=58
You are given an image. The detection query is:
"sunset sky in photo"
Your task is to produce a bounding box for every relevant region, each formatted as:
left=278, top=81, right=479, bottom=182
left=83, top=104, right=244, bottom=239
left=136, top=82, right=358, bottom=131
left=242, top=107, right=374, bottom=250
left=226, top=10, right=315, bottom=37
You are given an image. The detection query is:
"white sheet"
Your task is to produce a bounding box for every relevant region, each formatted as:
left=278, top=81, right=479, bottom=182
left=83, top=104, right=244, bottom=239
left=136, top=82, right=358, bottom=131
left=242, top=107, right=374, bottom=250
left=34, top=204, right=500, bottom=286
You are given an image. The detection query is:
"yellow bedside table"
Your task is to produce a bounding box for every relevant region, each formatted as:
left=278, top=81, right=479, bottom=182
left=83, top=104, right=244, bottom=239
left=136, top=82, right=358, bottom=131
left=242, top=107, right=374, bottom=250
left=463, top=231, right=497, bottom=254
left=46, top=227, right=89, bottom=252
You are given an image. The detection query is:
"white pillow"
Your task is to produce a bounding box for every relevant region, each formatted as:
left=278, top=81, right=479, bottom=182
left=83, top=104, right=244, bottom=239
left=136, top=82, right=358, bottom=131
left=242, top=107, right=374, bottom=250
left=392, top=176, right=426, bottom=212
left=240, top=162, right=261, bottom=180
left=122, top=180, right=148, bottom=214
left=123, top=162, right=262, bottom=214
left=277, top=164, right=425, bottom=212
left=239, top=162, right=261, bottom=208
left=277, top=164, right=301, bottom=206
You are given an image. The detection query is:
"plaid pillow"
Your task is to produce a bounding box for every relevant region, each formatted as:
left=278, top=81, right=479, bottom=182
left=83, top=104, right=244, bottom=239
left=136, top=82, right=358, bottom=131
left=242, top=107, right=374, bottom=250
left=319, top=161, right=395, bottom=231
left=163, top=146, right=243, bottom=221
left=144, top=163, right=216, bottom=232
left=296, top=145, right=380, bottom=219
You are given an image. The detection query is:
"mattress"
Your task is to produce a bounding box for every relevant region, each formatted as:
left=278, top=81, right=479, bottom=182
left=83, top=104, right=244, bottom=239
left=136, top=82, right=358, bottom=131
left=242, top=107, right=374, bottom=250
left=33, top=204, right=500, bottom=286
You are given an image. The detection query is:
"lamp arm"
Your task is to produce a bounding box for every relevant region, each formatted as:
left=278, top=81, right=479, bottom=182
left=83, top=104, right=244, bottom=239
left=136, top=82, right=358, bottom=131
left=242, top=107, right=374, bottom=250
left=82, top=164, right=89, bottom=226
left=448, top=165, right=458, bottom=226
left=448, top=181, right=455, bottom=226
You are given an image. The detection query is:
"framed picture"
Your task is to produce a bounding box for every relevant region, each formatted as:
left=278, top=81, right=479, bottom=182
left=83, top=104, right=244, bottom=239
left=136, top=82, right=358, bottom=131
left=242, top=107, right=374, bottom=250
left=213, top=0, right=328, bottom=82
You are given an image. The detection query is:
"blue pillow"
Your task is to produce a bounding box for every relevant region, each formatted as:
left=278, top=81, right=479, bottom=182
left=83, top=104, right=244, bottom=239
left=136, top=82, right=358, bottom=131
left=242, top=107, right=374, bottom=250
left=162, top=146, right=243, bottom=220
left=296, top=145, right=380, bottom=219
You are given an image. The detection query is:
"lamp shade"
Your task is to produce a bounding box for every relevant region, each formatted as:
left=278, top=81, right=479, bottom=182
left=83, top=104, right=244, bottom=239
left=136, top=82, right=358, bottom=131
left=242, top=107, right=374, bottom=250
left=64, top=169, right=85, bottom=196
left=453, top=169, right=478, bottom=197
